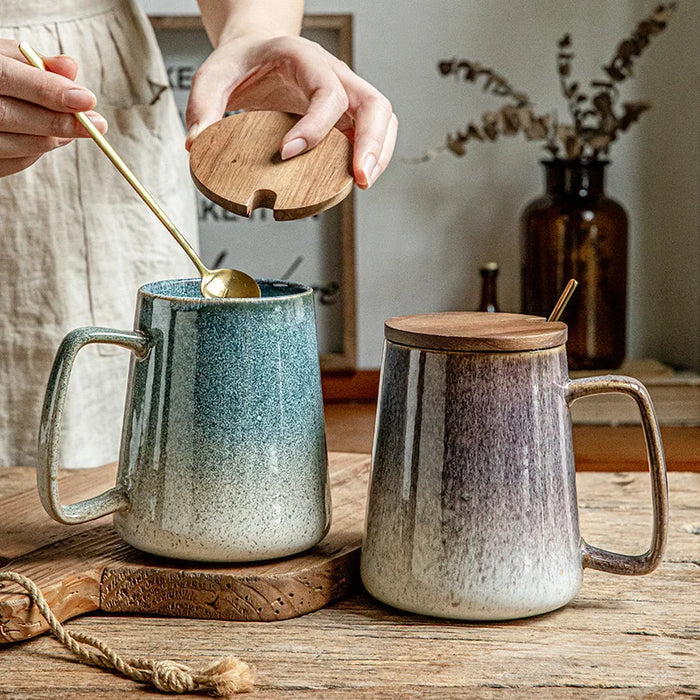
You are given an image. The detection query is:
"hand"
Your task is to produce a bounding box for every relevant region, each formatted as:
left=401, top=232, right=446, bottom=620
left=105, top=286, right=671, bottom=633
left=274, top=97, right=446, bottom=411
left=185, top=34, right=397, bottom=189
left=0, top=39, right=108, bottom=178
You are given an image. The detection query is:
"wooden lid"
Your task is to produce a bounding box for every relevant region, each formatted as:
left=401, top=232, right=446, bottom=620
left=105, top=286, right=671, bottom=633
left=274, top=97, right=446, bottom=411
left=189, top=111, right=354, bottom=221
left=384, top=312, right=567, bottom=352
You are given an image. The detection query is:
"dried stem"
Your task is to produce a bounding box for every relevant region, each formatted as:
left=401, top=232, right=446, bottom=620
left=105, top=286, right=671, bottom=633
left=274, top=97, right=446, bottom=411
left=603, top=2, right=677, bottom=82
left=557, top=34, right=587, bottom=131
left=425, top=1, right=676, bottom=162
left=438, top=59, right=531, bottom=107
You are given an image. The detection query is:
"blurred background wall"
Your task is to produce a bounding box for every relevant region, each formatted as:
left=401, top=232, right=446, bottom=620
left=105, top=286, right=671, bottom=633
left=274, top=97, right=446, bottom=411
left=141, top=0, right=699, bottom=370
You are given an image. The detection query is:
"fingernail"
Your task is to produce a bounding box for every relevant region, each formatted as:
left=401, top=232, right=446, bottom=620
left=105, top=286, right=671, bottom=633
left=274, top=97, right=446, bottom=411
left=368, top=163, right=382, bottom=187
left=64, top=88, right=95, bottom=110
left=56, top=137, right=73, bottom=146
left=361, top=154, right=377, bottom=186
left=281, top=137, right=307, bottom=160
left=87, top=114, right=108, bottom=132
left=186, top=123, right=203, bottom=145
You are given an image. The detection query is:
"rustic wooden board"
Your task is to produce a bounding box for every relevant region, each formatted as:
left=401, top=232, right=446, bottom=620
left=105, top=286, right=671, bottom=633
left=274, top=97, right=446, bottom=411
left=0, top=469, right=697, bottom=699
left=0, top=452, right=369, bottom=643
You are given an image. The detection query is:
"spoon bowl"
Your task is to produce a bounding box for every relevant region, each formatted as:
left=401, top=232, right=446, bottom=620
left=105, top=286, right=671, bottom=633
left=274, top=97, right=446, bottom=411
left=201, top=268, right=262, bottom=299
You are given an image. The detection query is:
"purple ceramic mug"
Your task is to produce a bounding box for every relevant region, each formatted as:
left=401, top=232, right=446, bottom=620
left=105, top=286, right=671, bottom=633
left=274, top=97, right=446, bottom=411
left=361, top=312, right=668, bottom=620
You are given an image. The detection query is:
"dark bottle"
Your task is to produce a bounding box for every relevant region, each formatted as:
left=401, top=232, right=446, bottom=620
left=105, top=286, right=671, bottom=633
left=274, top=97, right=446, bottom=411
left=477, top=262, right=500, bottom=313
left=521, top=159, right=628, bottom=369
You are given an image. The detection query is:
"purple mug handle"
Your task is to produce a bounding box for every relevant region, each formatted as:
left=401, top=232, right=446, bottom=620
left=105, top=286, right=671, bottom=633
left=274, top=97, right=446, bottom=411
left=566, top=375, right=669, bottom=575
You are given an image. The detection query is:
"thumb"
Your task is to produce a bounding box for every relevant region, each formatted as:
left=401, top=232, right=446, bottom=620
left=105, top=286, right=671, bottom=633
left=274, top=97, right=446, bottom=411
left=184, top=62, right=232, bottom=151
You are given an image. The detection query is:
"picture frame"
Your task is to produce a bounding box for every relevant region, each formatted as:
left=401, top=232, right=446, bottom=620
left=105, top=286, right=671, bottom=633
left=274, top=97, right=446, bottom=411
left=149, top=14, right=357, bottom=372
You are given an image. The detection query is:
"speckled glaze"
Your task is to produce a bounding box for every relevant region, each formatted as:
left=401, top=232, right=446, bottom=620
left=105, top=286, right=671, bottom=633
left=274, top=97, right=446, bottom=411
left=363, top=342, right=573, bottom=620
left=361, top=337, right=668, bottom=620
left=362, top=342, right=579, bottom=619
left=39, top=279, right=330, bottom=562
left=115, top=279, right=329, bottom=561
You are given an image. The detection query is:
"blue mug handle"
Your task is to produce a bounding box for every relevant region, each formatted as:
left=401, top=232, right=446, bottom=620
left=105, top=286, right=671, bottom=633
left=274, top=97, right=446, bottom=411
left=37, top=326, right=150, bottom=524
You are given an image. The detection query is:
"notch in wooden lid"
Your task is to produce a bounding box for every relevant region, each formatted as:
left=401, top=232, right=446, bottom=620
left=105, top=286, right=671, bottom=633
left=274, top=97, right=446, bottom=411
left=384, top=312, right=567, bottom=352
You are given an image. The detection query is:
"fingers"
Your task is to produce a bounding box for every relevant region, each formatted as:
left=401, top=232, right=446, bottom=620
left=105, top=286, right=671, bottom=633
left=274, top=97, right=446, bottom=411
left=334, top=64, right=396, bottom=188
left=278, top=49, right=349, bottom=159
left=0, top=133, right=73, bottom=158
left=0, top=97, right=107, bottom=138
left=0, top=52, right=95, bottom=112
left=278, top=53, right=396, bottom=186
left=351, top=100, right=397, bottom=189
left=371, top=112, right=398, bottom=188
left=0, top=39, right=80, bottom=84
left=0, top=154, right=41, bottom=178
left=0, top=39, right=78, bottom=85
left=280, top=84, right=348, bottom=159
left=0, top=42, right=103, bottom=178
left=184, top=58, right=237, bottom=150
left=43, top=55, right=79, bottom=82
left=0, top=38, right=29, bottom=63
left=0, top=38, right=80, bottom=83
left=280, top=81, right=349, bottom=158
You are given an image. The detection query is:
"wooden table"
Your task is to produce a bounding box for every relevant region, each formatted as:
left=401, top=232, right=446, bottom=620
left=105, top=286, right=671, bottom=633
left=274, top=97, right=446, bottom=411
left=0, top=464, right=698, bottom=699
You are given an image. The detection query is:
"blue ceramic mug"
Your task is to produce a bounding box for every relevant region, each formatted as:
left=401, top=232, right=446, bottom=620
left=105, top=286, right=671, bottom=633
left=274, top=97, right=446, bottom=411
left=37, top=279, right=330, bottom=562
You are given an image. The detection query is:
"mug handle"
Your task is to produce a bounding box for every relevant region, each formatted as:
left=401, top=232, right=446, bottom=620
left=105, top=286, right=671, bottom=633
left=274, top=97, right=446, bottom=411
left=566, top=375, right=669, bottom=575
left=37, top=326, right=150, bottom=525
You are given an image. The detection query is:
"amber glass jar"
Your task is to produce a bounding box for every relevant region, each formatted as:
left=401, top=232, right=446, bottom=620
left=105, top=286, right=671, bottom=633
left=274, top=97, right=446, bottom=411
left=521, top=159, right=628, bottom=369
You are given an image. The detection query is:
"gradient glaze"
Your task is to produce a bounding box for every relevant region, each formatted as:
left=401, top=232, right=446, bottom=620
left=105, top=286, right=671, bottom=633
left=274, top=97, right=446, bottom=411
left=113, top=279, right=330, bottom=562
left=361, top=341, right=582, bottom=620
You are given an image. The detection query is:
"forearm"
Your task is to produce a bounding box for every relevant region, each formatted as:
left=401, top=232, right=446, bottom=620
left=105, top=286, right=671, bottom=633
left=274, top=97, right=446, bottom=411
left=197, top=0, right=304, bottom=47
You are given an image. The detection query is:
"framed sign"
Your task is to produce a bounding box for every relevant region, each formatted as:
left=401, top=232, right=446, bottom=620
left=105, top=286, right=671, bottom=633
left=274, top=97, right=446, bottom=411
left=150, top=15, right=356, bottom=371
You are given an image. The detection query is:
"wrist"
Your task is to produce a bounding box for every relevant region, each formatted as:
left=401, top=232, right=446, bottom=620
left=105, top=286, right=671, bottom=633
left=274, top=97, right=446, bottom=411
left=197, top=0, right=303, bottom=47
left=216, top=27, right=282, bottom=47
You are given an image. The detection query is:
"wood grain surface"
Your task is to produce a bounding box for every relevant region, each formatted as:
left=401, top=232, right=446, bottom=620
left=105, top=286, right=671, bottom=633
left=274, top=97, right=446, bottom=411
left=190, top=111, right=354, bottom=221
left=384, top=312, right=568, bottom=352
left=0, top=453, right=369, bottom=643
left=0, top=466, right=697, bottom=698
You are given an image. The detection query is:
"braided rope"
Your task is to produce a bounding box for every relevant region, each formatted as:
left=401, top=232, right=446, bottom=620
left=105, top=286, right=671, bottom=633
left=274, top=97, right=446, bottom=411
left=0, top=571, right=255, bottom=696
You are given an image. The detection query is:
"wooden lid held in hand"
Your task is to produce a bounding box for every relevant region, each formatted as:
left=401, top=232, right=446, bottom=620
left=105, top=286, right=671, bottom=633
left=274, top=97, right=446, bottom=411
left=384, top=312, right=568, bottom=352
left=189, top=111, right=354, bottom=221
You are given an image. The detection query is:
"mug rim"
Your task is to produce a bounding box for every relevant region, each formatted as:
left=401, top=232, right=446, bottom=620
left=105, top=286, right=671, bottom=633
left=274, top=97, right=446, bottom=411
left=138, top=278, right=313, bottom=304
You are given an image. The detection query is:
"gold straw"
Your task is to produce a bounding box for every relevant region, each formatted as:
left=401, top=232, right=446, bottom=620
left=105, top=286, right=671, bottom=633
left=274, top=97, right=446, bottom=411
left=547, top=279, right=579, bottom=322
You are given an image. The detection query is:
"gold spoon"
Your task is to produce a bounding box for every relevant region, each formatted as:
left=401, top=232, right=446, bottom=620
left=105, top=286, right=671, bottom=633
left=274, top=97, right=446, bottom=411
left=19, top=42, right=261, bottom=299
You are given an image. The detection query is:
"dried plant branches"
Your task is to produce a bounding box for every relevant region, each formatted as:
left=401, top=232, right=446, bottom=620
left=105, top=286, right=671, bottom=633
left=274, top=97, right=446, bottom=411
left=603, top=2, right=677, bottom=82
left=415, top=61, right=551, bottom=161
left=430, top=1, right=676, bottom=162
left=438, top=59, right=531, bottom=107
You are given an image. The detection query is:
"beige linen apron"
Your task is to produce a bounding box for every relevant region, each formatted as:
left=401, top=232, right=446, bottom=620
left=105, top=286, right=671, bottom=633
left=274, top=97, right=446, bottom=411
left=0, top=0, right=198, bottom=468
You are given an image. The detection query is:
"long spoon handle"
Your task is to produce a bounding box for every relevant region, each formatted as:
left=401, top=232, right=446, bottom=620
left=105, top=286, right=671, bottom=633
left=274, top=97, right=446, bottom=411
left=18, top=41, right=207, bottom=276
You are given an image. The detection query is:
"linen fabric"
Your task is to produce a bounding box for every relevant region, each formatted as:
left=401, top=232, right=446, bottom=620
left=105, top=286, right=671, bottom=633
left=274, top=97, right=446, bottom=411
left=0, top=0, right=198, bottom=468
